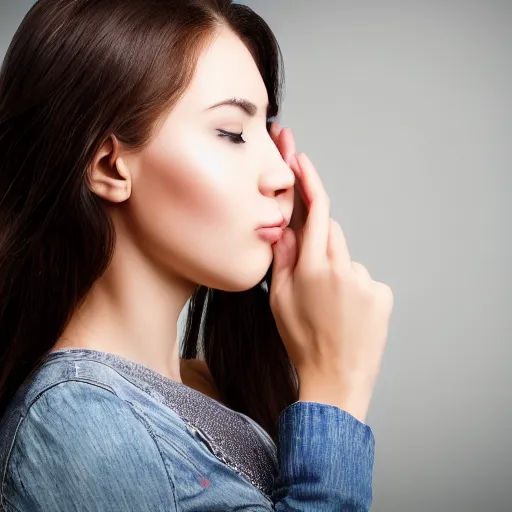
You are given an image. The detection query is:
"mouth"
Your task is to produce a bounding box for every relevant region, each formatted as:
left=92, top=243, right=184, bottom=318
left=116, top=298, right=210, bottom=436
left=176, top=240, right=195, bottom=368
left=257, top=217, right=288, bottom=230
left=256, top=226, right=284, bottom=243
left=255, top=214, right=289, bottom=244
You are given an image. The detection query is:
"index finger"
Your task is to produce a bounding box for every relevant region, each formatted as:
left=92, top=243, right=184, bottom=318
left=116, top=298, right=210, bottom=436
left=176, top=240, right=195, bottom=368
left=291, top=153, right=331, bottom=269
left=269, top=121, right=282, bottom=141
left=270, top=123, right=297, bottom=167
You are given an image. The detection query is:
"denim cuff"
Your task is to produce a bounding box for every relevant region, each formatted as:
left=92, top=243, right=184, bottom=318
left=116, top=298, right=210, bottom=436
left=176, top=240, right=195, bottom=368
left=272, top=401, right=375, bottom=510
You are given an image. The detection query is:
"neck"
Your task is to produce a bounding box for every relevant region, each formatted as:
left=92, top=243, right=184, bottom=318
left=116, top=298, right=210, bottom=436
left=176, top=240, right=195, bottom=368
left=55, top=236, right=197, bottom=383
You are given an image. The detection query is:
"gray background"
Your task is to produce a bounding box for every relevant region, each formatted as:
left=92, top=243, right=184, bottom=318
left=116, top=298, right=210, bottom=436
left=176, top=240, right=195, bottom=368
left=2, top=1, right=511, bottom=510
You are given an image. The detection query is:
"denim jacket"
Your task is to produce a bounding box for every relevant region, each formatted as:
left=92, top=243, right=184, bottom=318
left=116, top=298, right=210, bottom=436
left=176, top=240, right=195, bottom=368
left=0, top=349, right=375, bottom=511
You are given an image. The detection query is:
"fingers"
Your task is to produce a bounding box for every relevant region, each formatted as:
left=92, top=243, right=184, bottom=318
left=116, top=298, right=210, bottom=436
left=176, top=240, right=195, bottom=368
left=278, top=127, right=297, bottom=166
left=270, top=122, right=297, bottom=167
left=269, top=121, right=282, bottom=141
left=375, top=282, right=394, bottom=313
left=327, top=219, right=353, bottom=274
left=271, top=128, right=352, bottom=276
left=291, top=153, right=331, bottom=269
left=351, top=261, right=371, bottom=279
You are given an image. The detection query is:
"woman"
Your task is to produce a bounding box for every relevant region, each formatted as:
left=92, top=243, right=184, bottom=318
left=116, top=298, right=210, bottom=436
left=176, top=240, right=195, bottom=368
left=0, top=0, right=393, bottom=510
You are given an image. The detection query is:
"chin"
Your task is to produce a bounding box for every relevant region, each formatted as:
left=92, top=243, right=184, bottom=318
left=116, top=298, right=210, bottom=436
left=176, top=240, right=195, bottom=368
left=205, top=256, right=273, bottom=293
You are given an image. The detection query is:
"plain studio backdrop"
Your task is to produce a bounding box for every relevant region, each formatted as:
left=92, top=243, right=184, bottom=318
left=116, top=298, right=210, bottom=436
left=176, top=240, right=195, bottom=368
left=1, top=1, right=511, bottom=511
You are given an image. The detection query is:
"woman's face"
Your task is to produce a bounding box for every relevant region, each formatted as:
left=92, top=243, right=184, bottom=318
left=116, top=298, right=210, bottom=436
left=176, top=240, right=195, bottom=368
left=120, top=27, right=295, bottom=292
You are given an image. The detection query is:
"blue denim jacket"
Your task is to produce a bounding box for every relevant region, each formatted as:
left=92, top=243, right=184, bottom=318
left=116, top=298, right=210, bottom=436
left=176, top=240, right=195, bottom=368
left=0, top=349, right=375, bottom=511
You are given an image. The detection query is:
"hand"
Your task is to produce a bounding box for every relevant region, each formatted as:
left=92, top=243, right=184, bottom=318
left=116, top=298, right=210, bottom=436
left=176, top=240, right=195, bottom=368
left=268, top=123, right=394, bottom=421
left=269, top=123, right=308, bottom=248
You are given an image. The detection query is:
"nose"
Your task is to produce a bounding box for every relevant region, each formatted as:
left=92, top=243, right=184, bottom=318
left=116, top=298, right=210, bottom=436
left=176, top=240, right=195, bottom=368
left=258, top=148, right=295, bottom=199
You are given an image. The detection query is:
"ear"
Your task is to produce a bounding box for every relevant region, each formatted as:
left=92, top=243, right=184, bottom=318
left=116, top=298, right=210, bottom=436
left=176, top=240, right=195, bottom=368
left=89, top=134, right=132, bottom=203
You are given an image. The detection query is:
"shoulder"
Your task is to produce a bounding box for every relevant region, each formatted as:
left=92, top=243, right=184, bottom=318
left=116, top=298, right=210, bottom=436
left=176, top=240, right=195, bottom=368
left=2, top=380, right=178, bottom=511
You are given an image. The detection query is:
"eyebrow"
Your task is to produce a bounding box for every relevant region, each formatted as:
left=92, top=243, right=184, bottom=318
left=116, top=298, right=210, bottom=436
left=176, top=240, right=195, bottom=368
left=205, top=97, right=269, bottom=118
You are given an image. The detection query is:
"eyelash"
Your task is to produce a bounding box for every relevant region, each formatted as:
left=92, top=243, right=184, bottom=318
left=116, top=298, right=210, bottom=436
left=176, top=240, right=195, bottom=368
left=217, top=129, right=246, bottom=145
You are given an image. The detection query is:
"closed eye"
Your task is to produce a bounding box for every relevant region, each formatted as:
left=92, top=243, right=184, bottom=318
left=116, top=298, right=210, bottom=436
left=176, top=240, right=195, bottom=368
left=217, top=129, right=246, bottom=145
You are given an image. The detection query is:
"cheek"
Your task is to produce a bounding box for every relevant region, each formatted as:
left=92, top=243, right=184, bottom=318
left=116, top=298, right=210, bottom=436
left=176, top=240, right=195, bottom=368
left=128, top=142, right=245, bottom=254
left=123, top=139, right=273, bottom=290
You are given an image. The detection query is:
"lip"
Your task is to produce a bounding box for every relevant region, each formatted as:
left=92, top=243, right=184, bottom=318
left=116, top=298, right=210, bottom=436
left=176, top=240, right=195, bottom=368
left=257, top=217, right=288, bottom=230
left=256, top=227, right=284, bottom=243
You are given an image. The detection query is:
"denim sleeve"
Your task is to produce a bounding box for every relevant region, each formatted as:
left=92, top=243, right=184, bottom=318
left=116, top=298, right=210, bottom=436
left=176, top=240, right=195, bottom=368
left=271, top=401, right=375, bottom=511
left=1, top=381, right=179, bottom=512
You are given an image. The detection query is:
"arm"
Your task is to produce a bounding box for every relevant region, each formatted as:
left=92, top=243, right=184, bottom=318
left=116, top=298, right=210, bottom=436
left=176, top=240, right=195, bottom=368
left=271, top=401, right=375, bottom=511
left=182, top=360, right=375, bottom=511
left=1, top=381, right=179, bottom=512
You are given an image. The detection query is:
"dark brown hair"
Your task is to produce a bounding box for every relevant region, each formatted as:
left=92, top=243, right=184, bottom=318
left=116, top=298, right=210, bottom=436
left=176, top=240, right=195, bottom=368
left=0, top=0, right=298, bottom=442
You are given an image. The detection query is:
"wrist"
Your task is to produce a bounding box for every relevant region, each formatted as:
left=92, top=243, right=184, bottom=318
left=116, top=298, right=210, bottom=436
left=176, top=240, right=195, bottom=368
left=297, top=372, right=373, bottom=423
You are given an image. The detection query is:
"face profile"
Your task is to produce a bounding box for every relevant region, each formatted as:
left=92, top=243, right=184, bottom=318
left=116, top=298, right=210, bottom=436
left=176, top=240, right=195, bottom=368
left=90, top=26, right=295, bottom=294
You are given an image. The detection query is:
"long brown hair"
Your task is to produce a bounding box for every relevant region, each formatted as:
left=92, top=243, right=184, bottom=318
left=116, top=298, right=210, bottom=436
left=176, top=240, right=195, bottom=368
left=0, top=0, right=298, bottom=442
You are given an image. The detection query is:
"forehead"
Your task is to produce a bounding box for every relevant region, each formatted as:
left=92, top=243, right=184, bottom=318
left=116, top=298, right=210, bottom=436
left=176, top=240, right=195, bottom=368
left=178, top=27, right=269, bottom=116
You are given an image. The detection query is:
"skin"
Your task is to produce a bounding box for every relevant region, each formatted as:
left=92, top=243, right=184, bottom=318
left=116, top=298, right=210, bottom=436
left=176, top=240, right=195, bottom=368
left=51, top=26, right=296, bottom=396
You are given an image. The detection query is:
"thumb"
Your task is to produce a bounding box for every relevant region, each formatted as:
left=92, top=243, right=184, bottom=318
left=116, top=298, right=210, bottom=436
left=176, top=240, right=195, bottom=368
left=271, top=227, right=297, bottom=290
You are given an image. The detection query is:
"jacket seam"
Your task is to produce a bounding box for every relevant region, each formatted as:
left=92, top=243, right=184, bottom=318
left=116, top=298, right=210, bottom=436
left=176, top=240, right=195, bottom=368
left=123, top=400, right=180, bottom=509
left=0, top=493, right=23, bottom=512
left=0, top=415, right=23, bottom=510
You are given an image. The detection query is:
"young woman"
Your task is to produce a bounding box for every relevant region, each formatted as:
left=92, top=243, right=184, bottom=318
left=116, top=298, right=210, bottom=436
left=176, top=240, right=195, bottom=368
left=0, top=0, right=393, bottom=510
